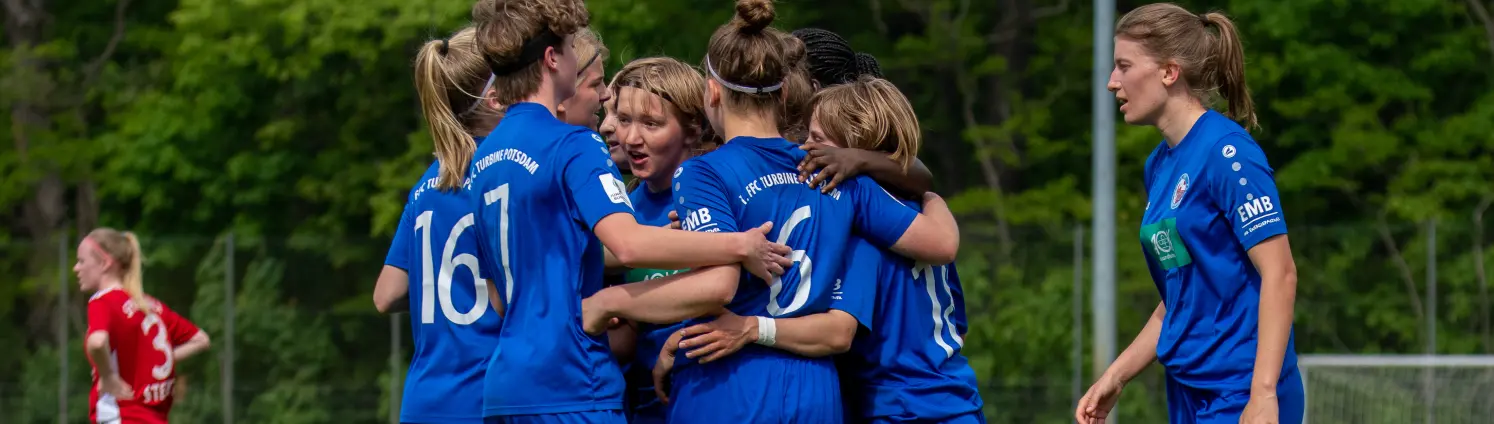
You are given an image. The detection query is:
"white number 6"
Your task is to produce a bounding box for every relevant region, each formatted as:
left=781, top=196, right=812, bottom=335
left=766, top=206, right=813, bottom=316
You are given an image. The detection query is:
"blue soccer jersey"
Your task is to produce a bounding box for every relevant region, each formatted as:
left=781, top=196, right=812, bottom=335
left=833, top=200, right=983, bottom=423
left=623, top=184, right=687, bottom=424
left=1138, top=110, right=1300, bottom=395
left=666, top=136, right=918, bottom=424
left=466, top=103, right=635, bottom=417
left=384, top=148, right=502, bottom=424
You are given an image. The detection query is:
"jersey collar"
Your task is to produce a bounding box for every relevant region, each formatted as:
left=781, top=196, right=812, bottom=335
left=724, top=136, right=789, bottom=148
left=90, top=286, right=120, bottom=302
left=1167, top=109, right=1222, bottom=155
left=504, top=102, right=549, bottom=118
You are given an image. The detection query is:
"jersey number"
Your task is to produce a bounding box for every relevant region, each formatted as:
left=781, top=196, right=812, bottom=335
left=140, top=314, right=174, bottom=379
left=766, top=206, right=814, bottom=316
left=483, top=184, right=515, bottom=306
left=414, top=210, right=488, bottom=325
left=914, top=264, right=965, bottom=359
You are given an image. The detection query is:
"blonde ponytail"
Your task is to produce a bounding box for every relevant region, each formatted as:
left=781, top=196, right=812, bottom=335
left=89, top=228, right=152, bottom=312
left=121, top=232, right=151, bottom=313
left=416, top=39, right=477, bottom=190
left=415, top=27, right=502, bottom=191
left=1202, top=12, right=1257, bottom=131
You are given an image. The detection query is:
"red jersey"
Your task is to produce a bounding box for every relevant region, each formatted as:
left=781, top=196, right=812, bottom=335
left=85, top=287, right=201, bottom=424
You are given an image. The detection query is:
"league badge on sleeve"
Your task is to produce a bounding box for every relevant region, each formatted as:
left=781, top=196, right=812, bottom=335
left=600, top=174, right=632, bottom=208
left=1170, top=173, right=1190, bottom=209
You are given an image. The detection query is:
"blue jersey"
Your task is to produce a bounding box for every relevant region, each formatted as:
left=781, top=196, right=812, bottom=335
left=1139, top=110, right=1298, bottom=392
left=467, top=103, right=635, bottom=417
left=833, top=200, right=982, bottom=422
left=623, top=184, right=686, bottom=424
left=667, top=136, right=918, bottom=424
left=384, top=150, right=501, bottom=424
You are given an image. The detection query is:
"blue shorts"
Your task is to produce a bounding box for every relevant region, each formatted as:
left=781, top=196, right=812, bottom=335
left=863, top=410, right=987, bottom=424
left=1165, top=368, right=1305, bottom=424
left=667, top=346, right=842, bottom=424
left=483, top=411, right=626, bottom=424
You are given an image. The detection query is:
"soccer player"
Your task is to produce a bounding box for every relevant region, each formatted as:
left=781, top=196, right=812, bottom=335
left=666, top=77, right=985, bottom=424
left=596, top=56, right=717, bottom=424
left=556, top=27, right=611, bottom=129
left=1076, top=4, right=1303, bottom=424
left=466, top=0, right=794, bottom=422
left=78, top=228, right=211, bottom=424
left=374, top=26, right=504, bottom=424
left=787, top=28, right=934, bottom=200
left=599, top=85, right=628, bottom=174
left=582, top=1, right=961, bottom=422
left=789, top=28, right=883, bottom=89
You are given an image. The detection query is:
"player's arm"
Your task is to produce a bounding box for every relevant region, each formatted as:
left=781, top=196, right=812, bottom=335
left=852, top=181, right=960, bottom=265
left=603, top=211, right=680, bottom=270
left=561, top=132, right=790, bottom=279
left=608, top=320, right=639, bottom=363
left=676, top=310, right=857, bottom=362
left=161, top=306, right=210, bottom=361
left=1208, top=137, right=1297, bottom=395
left=373, top=266, right=409, bottom=314
left=374, top=208, right=416, bottom=313
left=85, top=300, right=135, bottom=399
left=798, top=143, right=934, bottom=198
left=85, top=331, right=116, bottom=376
left=486, top=279, right=505, bottom=317
left=677, top=240, right=879, bottom=362
left=1247, top=235, right=1296, bottom=394
left=583, top=266, right=737, bottom=331
left=1100, top=301, right=1165, bottom=385
left=594, top=217, right=786, bottom=277
left=85, top=300, right=119, bottom=379
left=173, top=331, right=211, bottom=361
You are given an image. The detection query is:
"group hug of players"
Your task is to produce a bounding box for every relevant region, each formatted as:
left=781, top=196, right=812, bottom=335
left=75, top=0, right=1306, bottom=423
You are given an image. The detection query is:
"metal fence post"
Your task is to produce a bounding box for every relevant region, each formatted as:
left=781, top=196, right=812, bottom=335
left=1424, top=219, right=1437, bottom=424
left=57, top=230, right=69, bottom=424
left=223, top=232, right=235, bottom=424
left=1072, top=223, right=1085, bottom=408
left=390, top=314, right=402, bottom=424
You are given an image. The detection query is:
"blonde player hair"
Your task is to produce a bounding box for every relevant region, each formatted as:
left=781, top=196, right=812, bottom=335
left=415, top=27, right=503, bottom=191
left=808, top=76, right=922, bottom=171
left=86, top=228, right=150, bottom=312
left=1116, top=3, right=1256, bottom=129
left=571, top=27, right=608, bottom=78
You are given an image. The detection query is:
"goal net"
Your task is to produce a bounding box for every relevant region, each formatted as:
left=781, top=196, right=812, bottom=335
left=1299, top=355, right=1494, bottom=424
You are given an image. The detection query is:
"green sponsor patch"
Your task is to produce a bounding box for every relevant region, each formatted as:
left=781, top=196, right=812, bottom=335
left=1140, top=218, right=1192, bottom=270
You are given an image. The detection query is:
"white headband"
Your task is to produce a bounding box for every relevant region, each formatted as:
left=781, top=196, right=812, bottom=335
left=704, top=55, right=783, bottom=94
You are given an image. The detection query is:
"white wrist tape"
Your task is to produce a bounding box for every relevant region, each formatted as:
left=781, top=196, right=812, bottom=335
left=754, top=316, right=777, bottom=347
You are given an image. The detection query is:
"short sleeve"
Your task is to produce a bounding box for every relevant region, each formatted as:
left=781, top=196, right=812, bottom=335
left=87, top=298, right=114, bottom=335
left=158, top=303, right=201, bottom=346
left=384, top=206, right=414, bottom=271
left=672, top=160, right=739, bottom=234
left=831, top=238, right=880, bottom=332
left=1206, top=136, right=1288, bottom=250
left=560, top=130, right=636, bottom=229
left=847, top=177, right=917, bottom=248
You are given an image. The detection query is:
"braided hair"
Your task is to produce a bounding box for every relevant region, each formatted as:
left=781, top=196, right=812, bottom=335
left=790, top=28, right=882, bottom=87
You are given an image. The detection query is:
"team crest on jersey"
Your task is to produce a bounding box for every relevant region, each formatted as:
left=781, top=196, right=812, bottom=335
left=1170, top=173, right=1190, bottom=209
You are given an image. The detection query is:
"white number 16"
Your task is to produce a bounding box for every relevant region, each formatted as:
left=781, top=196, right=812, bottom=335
left=414, top=210, right=487, bottom=325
